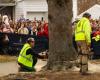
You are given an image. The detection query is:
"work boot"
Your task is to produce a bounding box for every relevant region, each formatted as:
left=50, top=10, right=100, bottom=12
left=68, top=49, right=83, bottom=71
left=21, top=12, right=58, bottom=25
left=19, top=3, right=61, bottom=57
left=80, top=64, right=89, bottom=75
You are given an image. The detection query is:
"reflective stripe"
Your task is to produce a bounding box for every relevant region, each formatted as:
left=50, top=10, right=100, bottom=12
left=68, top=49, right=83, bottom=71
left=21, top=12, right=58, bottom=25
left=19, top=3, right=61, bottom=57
left=95, top=35, right=100, bottom=41
left=19, top=54, right=32, bottom=62
left=19, top=45, right=32, bottom=62
left=21, top=46, right=30, bottom=55
left=76, top=31, right=85, bottom=34
left=18, top=43, right=33, bottom=67
left=76, top=20, right=86, bottom=34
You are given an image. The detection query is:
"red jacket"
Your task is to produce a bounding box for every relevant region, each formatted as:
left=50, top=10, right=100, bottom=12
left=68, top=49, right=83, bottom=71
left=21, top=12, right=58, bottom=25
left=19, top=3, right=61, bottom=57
left=93, top=31, right=100, bottom=37
left=37, top=23, right=48, bottom=38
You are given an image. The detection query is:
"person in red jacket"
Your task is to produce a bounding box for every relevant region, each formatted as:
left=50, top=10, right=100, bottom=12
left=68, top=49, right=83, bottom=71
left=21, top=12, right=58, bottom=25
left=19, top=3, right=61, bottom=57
left=43, top=23, right=48, bottom=38
left=37, top=23, right=48, bottom=38
left=92, top=27, right=100, bottom=37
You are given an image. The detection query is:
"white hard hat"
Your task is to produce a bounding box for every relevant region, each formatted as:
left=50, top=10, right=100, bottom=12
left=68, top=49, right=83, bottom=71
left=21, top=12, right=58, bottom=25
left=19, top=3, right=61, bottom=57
left=27, top=37, right=35, bottom=42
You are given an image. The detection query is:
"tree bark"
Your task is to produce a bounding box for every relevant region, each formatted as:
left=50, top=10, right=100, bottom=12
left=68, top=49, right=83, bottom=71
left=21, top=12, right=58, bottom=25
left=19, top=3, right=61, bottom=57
left=46, top=0, right=77, bottom=71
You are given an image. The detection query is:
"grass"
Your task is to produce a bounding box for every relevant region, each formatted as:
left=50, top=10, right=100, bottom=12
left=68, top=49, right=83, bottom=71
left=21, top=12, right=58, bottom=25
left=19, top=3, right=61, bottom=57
left=0, top=55, right=17, bottom=63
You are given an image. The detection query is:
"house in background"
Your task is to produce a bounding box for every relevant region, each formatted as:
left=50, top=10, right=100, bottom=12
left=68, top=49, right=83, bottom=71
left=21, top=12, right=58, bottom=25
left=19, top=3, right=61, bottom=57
left=0, top=0, right=16, bottom=20
left=0, top=0, right=100, bottom=22
left=15, top=0, right=48, bottom=21
left=78, top=4, right=100, bottom=19
left=73, top=0, right=100, bottom=21
left=0, top=0, right=48, bottom=21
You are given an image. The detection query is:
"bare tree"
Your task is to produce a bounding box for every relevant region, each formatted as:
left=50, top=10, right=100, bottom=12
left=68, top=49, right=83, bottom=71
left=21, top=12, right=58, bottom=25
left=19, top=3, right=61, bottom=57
left=45, top=0, right=77, bottom=71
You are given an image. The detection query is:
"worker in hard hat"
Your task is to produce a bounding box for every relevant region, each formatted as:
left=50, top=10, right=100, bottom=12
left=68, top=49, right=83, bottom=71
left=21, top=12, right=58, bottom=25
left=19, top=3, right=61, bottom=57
left=75, top=13, right=92, bottom=75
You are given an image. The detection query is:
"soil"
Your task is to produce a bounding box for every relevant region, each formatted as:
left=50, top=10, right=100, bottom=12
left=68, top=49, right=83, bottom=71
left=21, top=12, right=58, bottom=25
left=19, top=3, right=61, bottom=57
left=1, top=71, right=100, bottom=80
left=0, top=59, right=47, bottom=77
left=1, top=59, right=100, bottom=80
left=0, top=55, right=17, bottom=63
left=1, top=60, right=100, bottom=80
left=0, top=61, right=18, bottom=77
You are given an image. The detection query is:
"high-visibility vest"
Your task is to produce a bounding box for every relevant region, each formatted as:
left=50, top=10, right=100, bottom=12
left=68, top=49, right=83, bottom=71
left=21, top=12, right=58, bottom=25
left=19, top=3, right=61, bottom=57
left=75, top=17, right=91, bottom=43
left=18, top=43, right=33, bottom=68
left=92, top=35, right=100, bottom=42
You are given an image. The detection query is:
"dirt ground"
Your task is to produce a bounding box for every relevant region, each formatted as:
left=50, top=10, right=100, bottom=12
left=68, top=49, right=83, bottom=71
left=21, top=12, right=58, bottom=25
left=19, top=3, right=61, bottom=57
left=0, top=59, right=47, bottom=77
left=1, top=55, right=100, bottom=80
left=0, top=55, right=16, bottom=63
left=1, top=71, right=100, bottom=80
left=1, top=61, right=100, bottom=80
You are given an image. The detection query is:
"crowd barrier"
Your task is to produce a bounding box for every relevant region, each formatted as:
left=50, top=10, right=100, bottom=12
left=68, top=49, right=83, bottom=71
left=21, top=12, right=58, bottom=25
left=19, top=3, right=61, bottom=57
left=73, top=35, right=100, bottom=59
left=0, top=33, right=49, bottom=55
left=91, top=39, right=100, bottom=58
left=0, top=33, right=100, bottom=58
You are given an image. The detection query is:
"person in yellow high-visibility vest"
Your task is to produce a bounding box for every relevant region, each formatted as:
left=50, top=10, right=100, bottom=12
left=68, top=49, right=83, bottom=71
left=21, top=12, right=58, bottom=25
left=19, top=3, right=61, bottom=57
left=75, top=13, right=92, bottom=75
left=18, top=37, right=45, bottom=72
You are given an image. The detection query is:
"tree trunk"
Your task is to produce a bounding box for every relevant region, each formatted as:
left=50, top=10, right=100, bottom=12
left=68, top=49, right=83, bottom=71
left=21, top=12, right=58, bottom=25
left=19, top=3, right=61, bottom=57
left=46, top=0, right=77, bottom=71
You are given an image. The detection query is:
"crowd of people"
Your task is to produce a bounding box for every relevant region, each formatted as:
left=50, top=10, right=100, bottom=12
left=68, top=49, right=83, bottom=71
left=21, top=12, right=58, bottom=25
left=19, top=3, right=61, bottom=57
left=91, top=19, right=100, bottom=37
left=0, top=14, right=48, bottom=38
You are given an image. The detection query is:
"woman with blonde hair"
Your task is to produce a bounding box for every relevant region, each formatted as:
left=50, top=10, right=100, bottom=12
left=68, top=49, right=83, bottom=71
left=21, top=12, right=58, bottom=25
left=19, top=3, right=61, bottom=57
left=18, top=22, right=29, bottom=35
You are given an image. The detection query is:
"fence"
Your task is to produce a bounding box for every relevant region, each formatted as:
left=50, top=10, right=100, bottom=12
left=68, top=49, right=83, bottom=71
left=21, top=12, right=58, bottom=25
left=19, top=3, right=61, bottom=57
left=0, top=33, right=100, bottom=58
left=91, top=39, right=100, bottom=59
left=0, top=33, right=49, bottom=55
left=73, top=35, right=100, bottom=59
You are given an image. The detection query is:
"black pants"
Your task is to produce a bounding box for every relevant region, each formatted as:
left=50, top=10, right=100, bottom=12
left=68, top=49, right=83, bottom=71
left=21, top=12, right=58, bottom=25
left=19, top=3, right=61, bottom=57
left=18, top=56, right=37, bottom=72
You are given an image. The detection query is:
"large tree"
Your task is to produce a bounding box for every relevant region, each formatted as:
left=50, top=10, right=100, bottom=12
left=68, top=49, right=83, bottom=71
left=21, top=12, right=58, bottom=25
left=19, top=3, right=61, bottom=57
left=46, top=0, right=77, bottom=71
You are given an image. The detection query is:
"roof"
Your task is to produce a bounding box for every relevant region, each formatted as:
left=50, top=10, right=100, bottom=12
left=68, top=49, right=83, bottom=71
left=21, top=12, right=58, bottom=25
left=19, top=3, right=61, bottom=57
left=0, top=0, right=16, bottom=6
left=0, top=0, right=15, bottom=3
left=78, top=4, right=100, bottom=19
